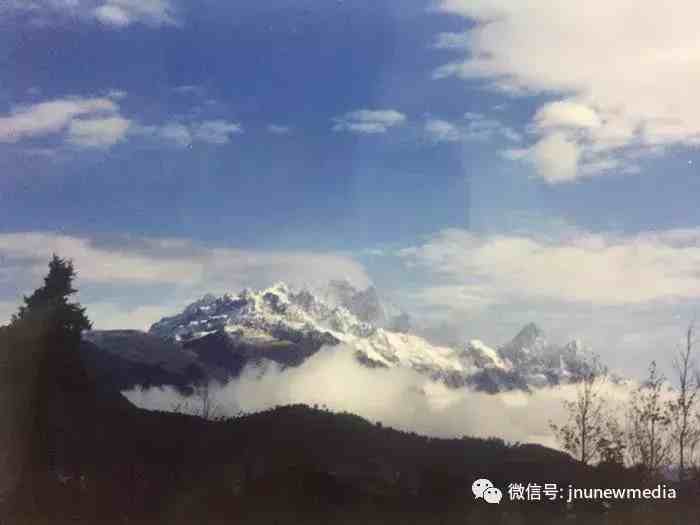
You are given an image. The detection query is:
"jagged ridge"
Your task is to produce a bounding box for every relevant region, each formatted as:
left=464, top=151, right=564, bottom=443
left=140, top=282, right=605, bottom=392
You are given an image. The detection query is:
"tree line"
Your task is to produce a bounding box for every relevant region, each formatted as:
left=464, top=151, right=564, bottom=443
left=551, top=323, right=700, bottom=483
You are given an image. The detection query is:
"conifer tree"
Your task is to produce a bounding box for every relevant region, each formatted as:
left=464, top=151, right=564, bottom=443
left=12, top=254, right=91, bottom=340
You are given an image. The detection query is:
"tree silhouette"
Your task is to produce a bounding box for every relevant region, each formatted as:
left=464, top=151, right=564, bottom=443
left=12, top=254, right=91, bottom=341
left=668, top=322, right=700, bottom=482
left=626, top=361, right=672, bottom=479
left=550, top=361, right=610, bottom=465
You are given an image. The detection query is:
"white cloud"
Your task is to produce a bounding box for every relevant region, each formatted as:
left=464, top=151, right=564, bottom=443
left=192, top=120, right=242, bottom=144
left=425, top=118, right=462, bottom=143
left=433, top=31, right=471, bottom=50
left=94, top=4, right=130, bottom=26
left=0, top=232, right=371, bottom=329
left=578, top=157, right=621, bottom=177
left=67, top=116, right=131, bottom=148
left=0, top=233, right=204, bottom=286
left=136, top=119, right=243, bottom=147
left=534, top=101, right=602, bottom=131
left=267, top=124, right=292, bottom=135
left=157, top=122, right=192, bottom=147
left=463, top=111, right=521, bottom=141
left=106, top=89, right=127, bottom=100
left=333, top=109, right=407, bottom=134
left=435, top=0, right=700, bottom=181
left=105, top=0, right=177, bottom=27
left=426, top=114, right=521, bottom=144
left=398, top=227, right=700, bottom=306
left=503, top=124, right=639, bottom=183
left=0, top=232, right=371, bottom=289
left=0, top=96, right=135, bottom=150
left=2, top=0, right=178, bottom=28
left=0, top=97, right=118, bottom=143
left=124, top=345, right=634, bottom=447
left=94, top=0, right=178, bottom=27
left=530, top=132, right=581, bottom=183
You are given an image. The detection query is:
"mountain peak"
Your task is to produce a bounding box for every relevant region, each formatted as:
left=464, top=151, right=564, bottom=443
left=497, top=323, right=548, bottom=369
left=515, top=322, right=545, bottom=342
left=149, top=282, right=373, bottom=342
left=464, top=339, right=509, bottom=370
left=267, top=281, right=292, bottom=296
left=320, top=281, right=388, bottom=326
left=143, top=286, right=609, bottom=393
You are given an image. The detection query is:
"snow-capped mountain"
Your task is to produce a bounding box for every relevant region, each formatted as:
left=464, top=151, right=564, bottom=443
left=148, top=282, right=465, bottom=381
left=142, top=282, right=604, bottom=392
left=495, top=323, right=604, bottom=388
left=319, top=280, right=411, bottom=332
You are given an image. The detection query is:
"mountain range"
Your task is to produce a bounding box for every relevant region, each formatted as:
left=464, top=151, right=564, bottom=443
left=81, top=281, right=606, bottom=395
left=5, top=282, right=692, bottom=524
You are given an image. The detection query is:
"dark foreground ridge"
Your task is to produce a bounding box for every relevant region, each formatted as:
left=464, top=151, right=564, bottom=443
left=2, top=320, right=699, bottom=524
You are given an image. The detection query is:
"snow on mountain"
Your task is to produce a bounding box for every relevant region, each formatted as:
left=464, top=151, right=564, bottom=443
left=464, top=340, right=511, bottom=370
left=146, top=283, right=606, bottom=392
left=150, top=282, right=466, bottom=380
left=494, top=324, right=604, bottom=389
left=498, top=322, right=548, bottom=366
left=150, top=282, right=375, bottom=343
left=321, top=280, right=387, bottom=326
left=319, top=280, right=411, bottom=332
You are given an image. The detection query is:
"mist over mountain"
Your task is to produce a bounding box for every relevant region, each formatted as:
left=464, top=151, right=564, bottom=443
left=83, top=281, right=609, bottom=400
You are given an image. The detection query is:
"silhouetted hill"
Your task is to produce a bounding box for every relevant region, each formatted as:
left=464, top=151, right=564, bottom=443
left=2, top=322, right=699, bottom=524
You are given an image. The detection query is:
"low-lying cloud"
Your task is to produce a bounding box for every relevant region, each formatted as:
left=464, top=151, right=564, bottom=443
left=123, top=344, right=635, bottom=449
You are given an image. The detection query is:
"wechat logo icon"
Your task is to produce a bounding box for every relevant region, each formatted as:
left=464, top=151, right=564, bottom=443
left=472, top=478, right=503, bottom=504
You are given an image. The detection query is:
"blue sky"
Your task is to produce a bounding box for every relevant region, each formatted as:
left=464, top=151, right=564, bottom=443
left=3, top=0, right=700, bottom=379
left=0, top=0, right=482, bottom=247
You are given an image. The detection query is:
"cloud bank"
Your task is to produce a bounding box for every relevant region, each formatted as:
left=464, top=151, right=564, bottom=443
left=398, top=227, right=700, bottom=307
left=435, top=0, right=700, bottom=182
left=124, top=344, right=635, bottom=448
left=0, top=232, right=371, bottom=329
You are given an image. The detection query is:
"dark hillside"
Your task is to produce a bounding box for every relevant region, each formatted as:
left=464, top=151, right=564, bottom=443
left=0, top=320, right=698, bottom=524
left=0, top=250, right=699, bottom=525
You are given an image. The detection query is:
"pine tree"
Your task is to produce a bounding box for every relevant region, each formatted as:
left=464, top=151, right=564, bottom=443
left=2, top=256, right=94, bottom=497
left=10, top=254, right=92, bottom=400
left=12, top=254, right=91, bottom=340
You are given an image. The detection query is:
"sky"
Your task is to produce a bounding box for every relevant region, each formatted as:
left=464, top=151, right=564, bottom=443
left=2, top=0, right=700, bottom=380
